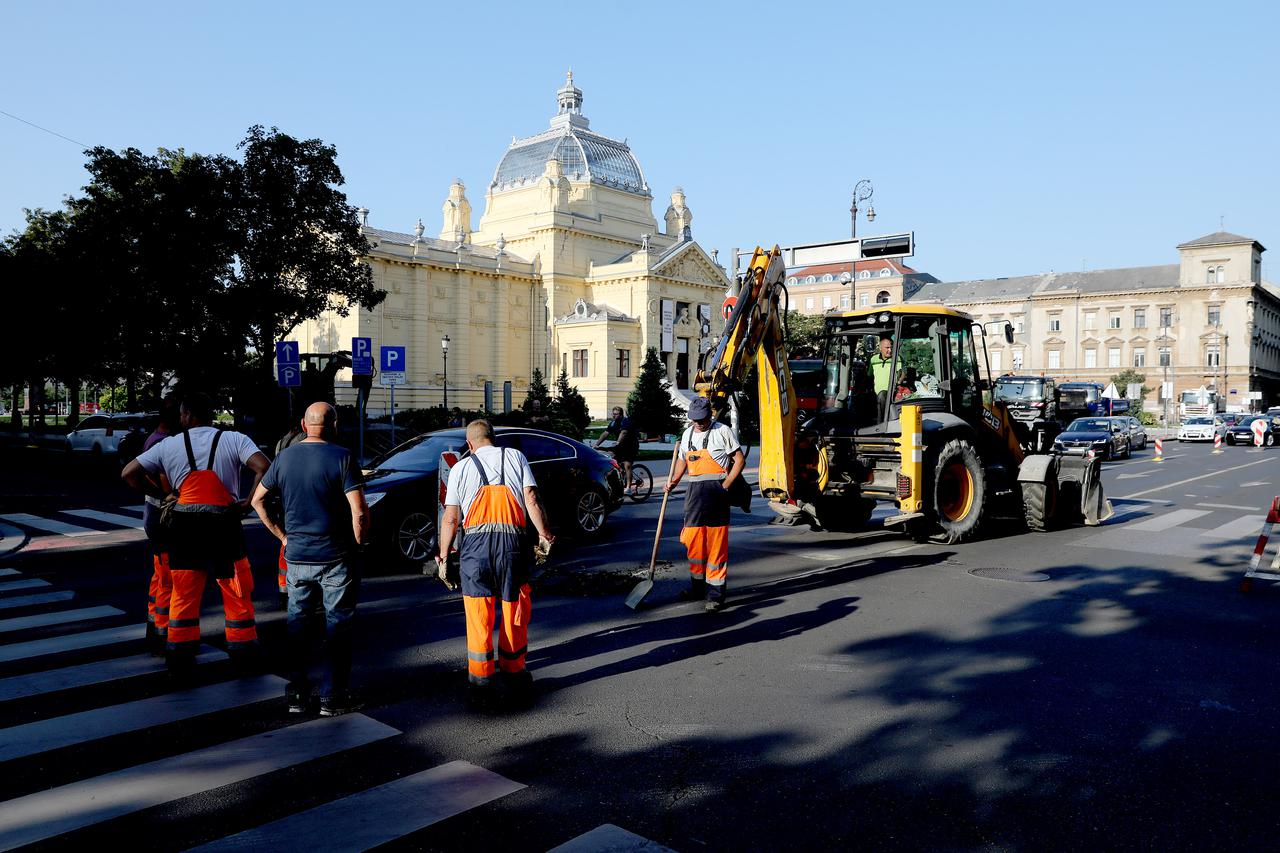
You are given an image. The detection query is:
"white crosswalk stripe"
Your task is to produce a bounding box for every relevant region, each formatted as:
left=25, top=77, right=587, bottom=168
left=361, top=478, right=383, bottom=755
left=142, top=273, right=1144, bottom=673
left=0, top=606, right=122, bottom=634
left=0, top=578, right=51, bottom=593
left=61, top=508, right=146, bottom=530
left=0, top=570, right=18, bottom=578
left=1126, top=508, right=1211, bottom=531
left=550, top=824, right=678, bottom=853
left=0, top=648, right=224, bottom=702
left=0, top=590, right=74, bottom=611
left=0, top=513, right=103, bottom=537
left=0, top=623, right=145, bottom=663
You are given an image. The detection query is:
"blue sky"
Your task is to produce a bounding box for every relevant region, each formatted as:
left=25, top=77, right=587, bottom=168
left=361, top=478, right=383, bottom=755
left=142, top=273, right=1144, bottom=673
left=2, top=1, right=1276, bottom=282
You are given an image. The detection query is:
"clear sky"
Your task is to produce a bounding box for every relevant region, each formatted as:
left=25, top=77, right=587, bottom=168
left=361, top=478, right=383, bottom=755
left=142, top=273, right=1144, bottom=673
left=2, top=0, right=1276, bottom=283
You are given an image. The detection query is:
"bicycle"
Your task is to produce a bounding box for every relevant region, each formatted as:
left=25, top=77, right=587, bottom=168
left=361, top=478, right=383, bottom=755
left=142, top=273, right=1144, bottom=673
left=599, top=446, right=654, bottom=502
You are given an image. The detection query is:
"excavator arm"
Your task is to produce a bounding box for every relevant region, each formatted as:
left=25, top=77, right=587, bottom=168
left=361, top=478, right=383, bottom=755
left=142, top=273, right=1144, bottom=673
left=694, top=246, right=798, bottom=503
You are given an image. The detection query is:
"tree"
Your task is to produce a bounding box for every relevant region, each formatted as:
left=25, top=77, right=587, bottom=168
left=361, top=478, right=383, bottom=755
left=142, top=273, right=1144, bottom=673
left=626, top=347, right=683, bottom=439
left=522, top=368, right=552, bottom=413
left=550, top=368, right=590, bottom=439
left=784, top=310, right=826, bottom=359
left=1111, top=368, right=1151, bottom=404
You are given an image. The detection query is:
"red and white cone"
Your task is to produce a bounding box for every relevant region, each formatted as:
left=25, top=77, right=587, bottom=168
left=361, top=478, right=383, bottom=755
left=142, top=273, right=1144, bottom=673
left=1154, top=438, right=1164, bottom=462
left=1213, top=433, right=1223, bottom=453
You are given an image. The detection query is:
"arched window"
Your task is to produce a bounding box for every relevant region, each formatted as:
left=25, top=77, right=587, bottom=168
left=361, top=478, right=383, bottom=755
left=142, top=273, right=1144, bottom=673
left=804, top=275, right=816, bottom=284
left=859, top=270, right=871, bottom=280
left=876, top=290, right=891, bottom=304
left=1206, top=267, right=1215, bottom=284
left=786, top=277, right=797, bottom=287
left=879, top=268, right=891, bottom=278
left=821, top=273, right=834, bottom=283
left=1216, top=265, right=1226, bottom=283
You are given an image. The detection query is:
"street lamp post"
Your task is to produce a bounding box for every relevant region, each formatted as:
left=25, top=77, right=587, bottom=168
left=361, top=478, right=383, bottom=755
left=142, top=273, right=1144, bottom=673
left=441, top=334, right=450, bottom=409
left=850, top=179, right=876, bottom=239
left=1159, top=325, right=1171, bottom=428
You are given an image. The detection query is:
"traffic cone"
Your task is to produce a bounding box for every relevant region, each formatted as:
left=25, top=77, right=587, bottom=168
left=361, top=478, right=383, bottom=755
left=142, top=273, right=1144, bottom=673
left=1154, top=437, right=1164, bottom=462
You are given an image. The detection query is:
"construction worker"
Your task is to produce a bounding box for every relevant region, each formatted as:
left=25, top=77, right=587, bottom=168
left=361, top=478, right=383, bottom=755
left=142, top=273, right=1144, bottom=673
left=141, top=393, right=181, bottom=655
left=665, top=396, right=746, bottom=611
left=123, top=393, right=270, bottom=676
left=870, top=333, right=894, bottom=414
left=436, top=420, right=553, bottom=706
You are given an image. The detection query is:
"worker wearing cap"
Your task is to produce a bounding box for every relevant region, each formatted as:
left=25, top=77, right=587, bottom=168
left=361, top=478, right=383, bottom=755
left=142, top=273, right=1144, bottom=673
left=665, top=396, right=746, bottom=611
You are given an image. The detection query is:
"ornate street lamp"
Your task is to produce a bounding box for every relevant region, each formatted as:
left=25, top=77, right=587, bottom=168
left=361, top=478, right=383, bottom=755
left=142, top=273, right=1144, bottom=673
left=850, top=179, right=875, bottom=238
left=441, top=334, right=450, bottom=409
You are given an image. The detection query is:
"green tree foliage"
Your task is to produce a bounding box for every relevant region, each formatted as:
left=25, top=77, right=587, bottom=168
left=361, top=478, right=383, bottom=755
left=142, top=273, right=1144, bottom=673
left=550, top=368, right=590, bottom=439
left=522, top=368, right=552, bottom=413
left=626, top=347, right=683, bottom=439
left=783, top=310, right=826, bottom=359
left=1110, top=368, right=1151, bottom=403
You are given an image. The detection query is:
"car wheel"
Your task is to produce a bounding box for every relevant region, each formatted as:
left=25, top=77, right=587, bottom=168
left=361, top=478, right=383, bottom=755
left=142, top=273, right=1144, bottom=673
left=571, top=485, right=609, bottom=538
left=395, top=511, right=435, bottom=564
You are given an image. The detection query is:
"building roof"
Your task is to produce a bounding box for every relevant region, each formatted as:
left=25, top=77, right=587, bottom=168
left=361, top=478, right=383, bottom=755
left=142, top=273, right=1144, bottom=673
left=362, top=226, right=523, bottom=262
left=910, top=264, right=1181, bottom=304
left=788, top=258, right=918, bottom=281
left=490, top=74, right=649, bottom=196
left=1176, top=231, right=1264, bottom=251
left=554, top=299, right=637, bottom=325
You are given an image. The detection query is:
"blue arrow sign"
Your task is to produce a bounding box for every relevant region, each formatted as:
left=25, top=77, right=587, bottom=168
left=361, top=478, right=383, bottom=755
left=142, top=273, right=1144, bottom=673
left=352, top=337, right=373, bottom=375
left=277, top=364, right=302, bottom=387
left=380, top=346, right=406, bottom=373
left=275, top=341, right=300, bottom=365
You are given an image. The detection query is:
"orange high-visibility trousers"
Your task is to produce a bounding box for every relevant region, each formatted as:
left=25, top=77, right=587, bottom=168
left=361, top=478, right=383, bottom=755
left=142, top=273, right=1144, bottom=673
left=680, top=524, right=728, bottom=597
left=167, top=558, right=258, bottom=657
left=463, top=585, right=531, bottom=683
left=277, top=545, right=287, bottom=594
left=148, top=553, right=172, bottom=637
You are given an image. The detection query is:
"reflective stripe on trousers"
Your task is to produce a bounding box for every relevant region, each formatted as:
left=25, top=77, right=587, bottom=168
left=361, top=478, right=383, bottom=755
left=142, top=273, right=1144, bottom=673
left=148, top=552, right=172, bottom=635
left=167, top=557, right=258, bottom=657
left=680, top=525, right=729, bottom=600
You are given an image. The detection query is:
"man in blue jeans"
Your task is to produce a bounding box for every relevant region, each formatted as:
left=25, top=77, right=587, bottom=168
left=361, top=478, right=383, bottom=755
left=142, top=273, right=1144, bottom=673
left=252, top=402, right=369, bottom=716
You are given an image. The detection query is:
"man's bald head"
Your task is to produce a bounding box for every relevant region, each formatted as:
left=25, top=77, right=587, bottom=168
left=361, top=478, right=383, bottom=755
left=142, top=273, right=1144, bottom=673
left=303, top=402, right=336, bottom=438
left=466, top=419, right=495, bottom=447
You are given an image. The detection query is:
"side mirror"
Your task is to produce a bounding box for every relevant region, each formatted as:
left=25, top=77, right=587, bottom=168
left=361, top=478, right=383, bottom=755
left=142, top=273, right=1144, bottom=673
left=863, top=334, right=879, bottom=355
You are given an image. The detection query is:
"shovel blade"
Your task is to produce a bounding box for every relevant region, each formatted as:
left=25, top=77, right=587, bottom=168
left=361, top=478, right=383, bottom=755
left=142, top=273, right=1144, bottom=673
left=625, top=577, right=655, bottom=610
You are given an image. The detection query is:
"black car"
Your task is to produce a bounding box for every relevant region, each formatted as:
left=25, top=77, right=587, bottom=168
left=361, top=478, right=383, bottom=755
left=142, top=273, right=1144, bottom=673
left=1053, top=417, right=1130, bottom=460
left=1225, top=415, right=1275, bottom=446
left=362, top=427, right=624, bottom=564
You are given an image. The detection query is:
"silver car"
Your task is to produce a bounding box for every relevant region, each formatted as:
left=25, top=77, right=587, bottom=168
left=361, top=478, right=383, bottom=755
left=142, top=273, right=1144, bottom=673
left=1124, top=416, right=1147, bottom=450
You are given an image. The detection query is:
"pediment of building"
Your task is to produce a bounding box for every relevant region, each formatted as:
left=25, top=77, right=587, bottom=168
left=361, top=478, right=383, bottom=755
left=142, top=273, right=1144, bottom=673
left=650, top=241, right=730, bottom=289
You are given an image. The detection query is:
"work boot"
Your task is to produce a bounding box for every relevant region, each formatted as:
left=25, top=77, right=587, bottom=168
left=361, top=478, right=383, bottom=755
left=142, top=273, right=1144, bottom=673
left=319, top=690, right=365, bottom=717
left=285, top=683, right=311, bottom=715
left=704, top=599, right=724, bottom=613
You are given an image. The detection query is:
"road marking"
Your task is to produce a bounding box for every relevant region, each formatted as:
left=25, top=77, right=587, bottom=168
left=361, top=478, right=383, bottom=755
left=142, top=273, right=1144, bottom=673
left=1201, top=515, right=1268, bottom=541
left=61, top=509, right=146, bottom=530
left=1118, top=457, right=1278, bottom=499
left=0, top=570, right=19, bottom=578
left=1241, top=480, right=1269, bottom=487
left=0, top=714, right=399, bottom=850
left=549, top=824, right=678, bottom=853
left=1197, top=503, right=1264, bottom=511
left=0, top=606, right=123, bottom=635
left=1127, top=509, right=1211, bottom=531
left=0, top=579, right=50, bottom=594
left=189, top=760, right=525, bottom=852
left=1114, top=472, right=1151, bottom=480
left=0, top=591, right=75, bottom=611
left=0, top=623, right=145, bottom=663
left=122, top=504, right=146, bottom=513
left=0, top=674, right=286, bottom=761
left=0, top=648, right=224, bottom=702
left=0, top=514, right=103, bottom=537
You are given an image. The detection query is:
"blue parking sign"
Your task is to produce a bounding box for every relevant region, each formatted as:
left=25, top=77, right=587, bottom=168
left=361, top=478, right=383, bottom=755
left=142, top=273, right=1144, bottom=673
left=380, top=346, right=406, bottom=373
left=352, top=337, right=373, bottom=375
left=277, top=364, right=302, bottom=387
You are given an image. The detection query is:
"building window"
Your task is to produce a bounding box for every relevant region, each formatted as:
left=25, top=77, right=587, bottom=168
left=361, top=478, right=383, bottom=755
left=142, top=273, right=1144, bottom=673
left=1108, top=347, right=1121, bottom=368
left=841, top=294, right=851, bottom=309
left=879, top=268, right=892, bottom=278
left=1216, top=265, right=1225, bottom=283
left=1206, top=346, right=1221, bottom=368
left=990, top=351, right=1002, bottom=372
left=1048, top=350, right=1061, bottom=369
left=1012, top=317, right=1025, bottom=334
left=822, top=296, right=833, bottom=309
left=1084, top=349, right=1097, bottom=368
left=1084, top=312, right=1097, bottom=330
left=876, top=290, right=891, bottom=304
left=572, top=349, right=588, bottom=378
left=859, top=270, right=872, bottom=280
left=805, top=275, right=816, bottom=284
left=1159, top=347, right=1171, bottom=367
left=1208, top=306, right=1221, bottom=326
left=1049, top=318, right=1061, bottom=332
left=1109, top=314, right=1121, bottom=330
left=1012, top=350, right=1023, bottom=370
left=822, top=273, right=834, bottom=283
left=617, top=349, right=630, bottom=378
left=859, top=293, right=869, bottom=307
left=1134, top=349, right=1146, bottom=367
left=804, top=297, right=815, bottom=310
left=1159, top=307, right=1174, bottom=328
left=1206, top=267, right=1215, bottom=284
left=1133, top=308, right=1147, bottom=328
left=786, top=277, right=797, bottom=287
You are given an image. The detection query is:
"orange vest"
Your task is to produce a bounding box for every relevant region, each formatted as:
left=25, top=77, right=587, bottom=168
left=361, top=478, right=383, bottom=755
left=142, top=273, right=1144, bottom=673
left=462, top=448, right=527, bottom=535
left=175, top=430, right=237, bottom=510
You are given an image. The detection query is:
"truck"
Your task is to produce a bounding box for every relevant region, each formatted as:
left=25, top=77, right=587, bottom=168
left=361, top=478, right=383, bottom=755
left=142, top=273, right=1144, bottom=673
left=699, top=246, right=1111, bottom=544
left=1179, top=386, right=1224, bottom=419
left=1056, top=381, right=1129, bottom=425
left=994, top=374, right=1058, bottom=424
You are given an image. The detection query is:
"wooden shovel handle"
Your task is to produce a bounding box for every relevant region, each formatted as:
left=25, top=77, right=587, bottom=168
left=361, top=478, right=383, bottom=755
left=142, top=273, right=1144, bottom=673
left=647, top=443, right=681, bottom=578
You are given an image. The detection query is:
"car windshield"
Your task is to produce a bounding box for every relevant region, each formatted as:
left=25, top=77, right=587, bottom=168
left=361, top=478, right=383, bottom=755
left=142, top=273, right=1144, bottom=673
left=1067, top=419, right=1111, bottom=432
left=1185, top=417, right=1213, bottom=425
left=368, top=434, right=465, bottom=472
left=994, top=379, right=1044, bottom=402
left=1237, top=416, right=1260, bottom=426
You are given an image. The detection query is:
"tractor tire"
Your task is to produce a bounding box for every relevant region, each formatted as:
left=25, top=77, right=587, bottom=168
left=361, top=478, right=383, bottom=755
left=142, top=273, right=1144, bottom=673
left=811, top=496, right=876, bottom=533
left=1022, top=478, right=1059, bottom=532
left=931, top=438, right=986, bottom=544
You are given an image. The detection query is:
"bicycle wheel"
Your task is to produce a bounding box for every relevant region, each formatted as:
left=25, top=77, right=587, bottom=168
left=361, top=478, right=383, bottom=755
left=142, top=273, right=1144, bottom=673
left=628, top=464, right=654, bottom=502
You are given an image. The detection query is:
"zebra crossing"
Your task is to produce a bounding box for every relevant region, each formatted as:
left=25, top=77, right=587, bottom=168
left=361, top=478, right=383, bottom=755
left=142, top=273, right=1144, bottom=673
left=1077, top=500, right=1270, bottom=559
left=0, top=565, right=674, bottom=851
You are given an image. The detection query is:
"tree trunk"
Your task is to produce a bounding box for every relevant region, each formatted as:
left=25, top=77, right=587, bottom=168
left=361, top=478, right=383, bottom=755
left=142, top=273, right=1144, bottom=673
left=9, top=386, right=21, bottom=431
left=29, top=376, right=45, bottom=429
left=65, top=378, right=81, bottom=428
left=126, top=368, right=137, bottom=412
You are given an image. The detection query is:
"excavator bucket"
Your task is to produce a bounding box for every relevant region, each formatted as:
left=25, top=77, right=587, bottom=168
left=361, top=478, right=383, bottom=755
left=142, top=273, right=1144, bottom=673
left=1056, top=454, right=1114, bottom=526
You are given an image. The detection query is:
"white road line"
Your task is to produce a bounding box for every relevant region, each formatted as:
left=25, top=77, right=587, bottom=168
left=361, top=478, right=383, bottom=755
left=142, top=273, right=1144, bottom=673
left=0, top=579, right=50, bottom=594
left=1127, top=509, right=1211, bottom=532
left=122, top=505, right=146, bottom=513
left=0, top=674, right=286, bottom=761
left=549, top=824, right=678, bottom=853
left=61, top=509, right=146, bottom=530
left=0, top=623, right=144, bottom=663
left=0, top=514, right=104, bottom=537
left=189, top=760, right=525, bottom=852
left=0, top=570, right=19, bottom=578
left=0, top=606, right=122, bottom=635
left=0, top=648, right=224, bottom=702
left=1201, top=515, right=1268, bottom=541
left=1118, top=456, right=1278, bottom=499
left=1197, top=503, right=1265, bottom=511
left=0, top=714, right=400, bottom=851
left=0, top=591, right=75, bottom=611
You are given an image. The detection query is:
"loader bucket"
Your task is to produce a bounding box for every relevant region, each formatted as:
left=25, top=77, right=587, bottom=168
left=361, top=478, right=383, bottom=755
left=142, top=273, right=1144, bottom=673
left=1056, top=455, right=1114, bottom=526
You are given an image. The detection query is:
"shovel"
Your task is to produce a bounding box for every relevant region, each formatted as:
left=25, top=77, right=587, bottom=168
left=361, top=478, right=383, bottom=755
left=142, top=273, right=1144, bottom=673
left=625, top=443, right=681, bottom=610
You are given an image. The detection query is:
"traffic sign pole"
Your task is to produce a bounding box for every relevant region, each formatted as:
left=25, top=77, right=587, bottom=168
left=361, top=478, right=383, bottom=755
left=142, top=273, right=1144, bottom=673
left=390, top=386, right=396, bottom=449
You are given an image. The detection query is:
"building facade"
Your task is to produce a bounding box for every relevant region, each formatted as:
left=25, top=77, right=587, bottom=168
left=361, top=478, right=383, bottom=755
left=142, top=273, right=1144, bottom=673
left=906, top=232, right=1279, bottom=413
left=290, top=73, right=729, bottom=418
left=786, top=258, right=936, bottom=316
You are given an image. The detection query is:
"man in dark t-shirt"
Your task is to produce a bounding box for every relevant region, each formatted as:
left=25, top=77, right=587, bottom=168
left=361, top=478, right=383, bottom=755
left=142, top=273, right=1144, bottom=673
left=252, top=402, right=369, bottom=717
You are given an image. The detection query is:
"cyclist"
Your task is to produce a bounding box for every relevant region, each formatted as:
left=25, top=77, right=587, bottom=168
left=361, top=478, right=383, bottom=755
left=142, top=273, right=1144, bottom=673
left=595, top=406, right=640, bottom=495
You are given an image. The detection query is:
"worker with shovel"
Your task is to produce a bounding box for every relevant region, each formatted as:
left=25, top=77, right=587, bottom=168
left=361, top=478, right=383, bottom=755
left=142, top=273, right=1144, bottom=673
left=665, top=397, right=746, bottom=612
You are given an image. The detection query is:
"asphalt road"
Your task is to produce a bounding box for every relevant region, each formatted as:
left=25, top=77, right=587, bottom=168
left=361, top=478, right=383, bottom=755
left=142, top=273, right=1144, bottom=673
left=0, top=438, right=1277, bottom=850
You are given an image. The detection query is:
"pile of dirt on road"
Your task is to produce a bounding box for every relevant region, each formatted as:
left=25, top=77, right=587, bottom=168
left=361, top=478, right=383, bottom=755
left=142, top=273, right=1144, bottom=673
left=534, top=560, right=674, bottom=597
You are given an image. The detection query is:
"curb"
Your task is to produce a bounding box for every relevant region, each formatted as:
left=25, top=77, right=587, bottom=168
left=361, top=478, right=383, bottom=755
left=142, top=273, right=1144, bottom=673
left=0, top=522, right=29, bottom=559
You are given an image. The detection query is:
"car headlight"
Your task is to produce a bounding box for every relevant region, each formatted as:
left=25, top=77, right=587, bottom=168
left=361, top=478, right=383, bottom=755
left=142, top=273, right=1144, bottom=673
left=364, top=492, right=386, bottom=507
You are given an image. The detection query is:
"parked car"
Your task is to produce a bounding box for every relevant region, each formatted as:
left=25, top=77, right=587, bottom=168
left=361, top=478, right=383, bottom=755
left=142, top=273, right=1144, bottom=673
left=1124, top=416, right=1148, bottom=450
left=1178, top=416, right=1216, bottom=442
left=1054, top=417, right=1130, bottom=459
left=65, top=412, right=154, bottom=459
left=1225, top=414, right=1274, bottom=446
left=362, top=427, right=625, bottom=565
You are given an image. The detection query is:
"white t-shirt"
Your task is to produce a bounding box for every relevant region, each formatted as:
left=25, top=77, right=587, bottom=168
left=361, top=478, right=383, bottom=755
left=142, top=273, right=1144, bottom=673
left=136, top=426, right=262, bottom=495
left=445, top=444, right=537, bottom=520
left=681, top=423, right=742, bottom=471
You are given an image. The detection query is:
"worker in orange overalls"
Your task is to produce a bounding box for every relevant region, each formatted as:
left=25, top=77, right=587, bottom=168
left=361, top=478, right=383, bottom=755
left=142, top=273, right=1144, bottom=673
left=140, top=394, right=180, bottom=655
left=665, top=396, right=746, bottom=612
left=124, top=393, right=270, bottom=677
left=436, top=420, right=553, bottom=706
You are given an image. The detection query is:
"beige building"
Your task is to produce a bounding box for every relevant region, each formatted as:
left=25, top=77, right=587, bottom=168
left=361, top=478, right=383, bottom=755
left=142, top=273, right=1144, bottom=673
left=786, top=258, right=936, bottom=316
left=907, top=231, right=1279, bottom=413
left=290, top=73, right=729, bottom=418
